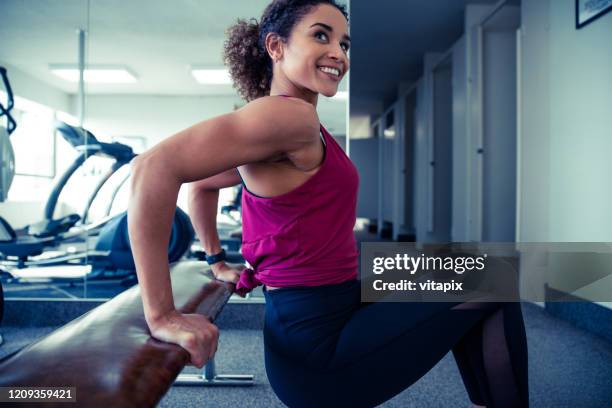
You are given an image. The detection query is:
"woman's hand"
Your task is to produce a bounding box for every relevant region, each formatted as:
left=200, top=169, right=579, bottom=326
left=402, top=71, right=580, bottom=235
left=211, top=262, right=248, bottom=298
left=211, top=261, right=245, bottom=283
left=148, top=310, right=219, bottom=369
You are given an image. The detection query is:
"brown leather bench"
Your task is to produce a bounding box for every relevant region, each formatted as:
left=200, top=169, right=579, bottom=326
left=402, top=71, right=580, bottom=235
left=0, top=261, right=253, bottom=407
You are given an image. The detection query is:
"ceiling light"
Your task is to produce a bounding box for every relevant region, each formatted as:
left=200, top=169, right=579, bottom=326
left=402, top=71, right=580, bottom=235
left=49, top=65, right=137, bottom=83
left=190, top=67, right=232, bottom=84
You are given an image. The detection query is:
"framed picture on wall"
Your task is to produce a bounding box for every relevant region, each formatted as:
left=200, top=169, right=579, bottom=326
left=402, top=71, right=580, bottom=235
left=576, top=0, right=612, bottom=29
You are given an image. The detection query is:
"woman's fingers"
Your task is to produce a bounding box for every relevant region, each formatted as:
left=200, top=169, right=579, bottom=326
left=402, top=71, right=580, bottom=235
left=216, top=268, right=241, bottom=284
left=151, top=313, right=220, bottom=369
left=190, top=319, right=219, bottom=368
left=208, top=324, right=220, bottom=360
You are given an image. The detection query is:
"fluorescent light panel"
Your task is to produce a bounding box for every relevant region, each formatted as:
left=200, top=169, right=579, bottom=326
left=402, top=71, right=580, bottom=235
left=49, top=65, right=137, bottom=83
left=190, top=67, right=232, bottom=84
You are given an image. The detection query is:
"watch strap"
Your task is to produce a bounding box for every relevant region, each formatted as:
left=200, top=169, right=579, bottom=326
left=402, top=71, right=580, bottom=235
left=205, top=249, right=226, bottom=265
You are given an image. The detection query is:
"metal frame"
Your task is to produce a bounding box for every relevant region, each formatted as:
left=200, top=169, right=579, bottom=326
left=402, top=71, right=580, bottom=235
left=174, top=357, right=254, bottom=387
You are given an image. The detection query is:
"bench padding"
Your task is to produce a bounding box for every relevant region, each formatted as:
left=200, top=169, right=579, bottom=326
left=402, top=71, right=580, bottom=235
left=0, top=261, right=233, bottom=407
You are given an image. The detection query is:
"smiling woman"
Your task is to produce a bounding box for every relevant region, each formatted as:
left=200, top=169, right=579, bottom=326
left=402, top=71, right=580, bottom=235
left=223, top=0, right=349, bottom=102
left=128, top=1, right=529, bottom=407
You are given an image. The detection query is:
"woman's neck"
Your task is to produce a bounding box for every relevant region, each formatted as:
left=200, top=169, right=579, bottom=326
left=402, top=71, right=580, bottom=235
left=269, top=78, right=318, bottom=107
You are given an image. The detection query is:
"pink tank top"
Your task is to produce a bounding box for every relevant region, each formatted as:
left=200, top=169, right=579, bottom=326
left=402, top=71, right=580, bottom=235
left=235, top=120, right=359, bottom=296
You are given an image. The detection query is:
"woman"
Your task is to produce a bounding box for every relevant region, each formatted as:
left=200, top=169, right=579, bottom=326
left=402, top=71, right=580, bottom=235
left=128, top=1, right=529, bottom=407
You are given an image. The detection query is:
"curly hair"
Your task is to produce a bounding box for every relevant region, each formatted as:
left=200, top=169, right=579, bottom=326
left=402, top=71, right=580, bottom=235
left=223, top=0, right=348, bottom=102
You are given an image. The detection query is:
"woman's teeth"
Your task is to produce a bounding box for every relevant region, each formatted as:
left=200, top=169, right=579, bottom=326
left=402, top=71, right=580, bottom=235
left=318, top=66, right=340, bottom=77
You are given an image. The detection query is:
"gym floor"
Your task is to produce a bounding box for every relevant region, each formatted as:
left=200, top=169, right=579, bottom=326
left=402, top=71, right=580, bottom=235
left=1, top=302, right=611, bottom=407
left=2, top=228, right=611, bottom=406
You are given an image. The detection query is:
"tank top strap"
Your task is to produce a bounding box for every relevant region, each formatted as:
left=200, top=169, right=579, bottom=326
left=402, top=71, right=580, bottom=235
left=320, top=124, right=326, bottom=145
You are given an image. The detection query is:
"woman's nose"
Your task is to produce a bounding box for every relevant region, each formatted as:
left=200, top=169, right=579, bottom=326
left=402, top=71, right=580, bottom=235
left=328, top=47, right=347, bottom=64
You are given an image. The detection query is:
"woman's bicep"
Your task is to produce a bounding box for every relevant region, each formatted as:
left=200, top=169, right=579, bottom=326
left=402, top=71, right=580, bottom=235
left=190, top=168, right=241, bottom=191
left=137, top=96, right=319, bottom=183
left=136, top=113, right=272, bottom=183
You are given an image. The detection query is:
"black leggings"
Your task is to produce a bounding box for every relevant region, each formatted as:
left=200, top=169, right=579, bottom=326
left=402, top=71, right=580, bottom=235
left=263, top=279, right=529, bottom=408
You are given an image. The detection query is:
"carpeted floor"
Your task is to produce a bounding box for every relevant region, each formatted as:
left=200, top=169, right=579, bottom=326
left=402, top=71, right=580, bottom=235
left=1, top=302, right=610, bottom=407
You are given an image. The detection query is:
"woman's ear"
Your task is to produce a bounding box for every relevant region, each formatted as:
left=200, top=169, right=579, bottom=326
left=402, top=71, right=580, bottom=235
left=265, top=32, right=284, bottom=63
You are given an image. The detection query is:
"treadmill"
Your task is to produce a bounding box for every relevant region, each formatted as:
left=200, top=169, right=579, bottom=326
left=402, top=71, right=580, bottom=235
left=0, top=121, right=135, bottom=267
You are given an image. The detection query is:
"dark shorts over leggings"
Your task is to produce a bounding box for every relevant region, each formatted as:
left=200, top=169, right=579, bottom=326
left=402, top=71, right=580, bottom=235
left=263, top=279, right=529, bottom=408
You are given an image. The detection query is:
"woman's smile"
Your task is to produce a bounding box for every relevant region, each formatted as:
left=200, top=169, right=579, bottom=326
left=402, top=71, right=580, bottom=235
left=317, top=65, right=342, bottom=81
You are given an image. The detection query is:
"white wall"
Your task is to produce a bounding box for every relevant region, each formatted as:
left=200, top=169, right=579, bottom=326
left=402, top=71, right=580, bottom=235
left=82, top=94, right=244, bottom=147
left=0, top=62, right=71, bottom=114
left=83, top=94, right=348, bottom=146
left=548, top=0, right=612, bottom=241
left=519, top=0, right=551, bottom=242
left=520, top=0, right=612, bottom=242
left=519, top=0, right=612, bottom=303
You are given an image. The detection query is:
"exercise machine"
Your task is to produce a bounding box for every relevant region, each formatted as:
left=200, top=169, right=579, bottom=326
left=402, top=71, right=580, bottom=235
left=0, top=67, right=16, bottom=203
left=0, top=66, right=18, bottom=345
left=0, top=67, right=193, bottom=282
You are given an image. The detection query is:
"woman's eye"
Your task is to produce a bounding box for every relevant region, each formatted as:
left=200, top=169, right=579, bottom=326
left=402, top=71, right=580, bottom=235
left=315, top=31, right=328, bottom=41
left=315, top=31, right=350, bottom=53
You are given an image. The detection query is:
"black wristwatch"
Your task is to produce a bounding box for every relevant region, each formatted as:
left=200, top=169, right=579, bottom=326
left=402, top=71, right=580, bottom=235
left=206, top=249, right=226, bottom=265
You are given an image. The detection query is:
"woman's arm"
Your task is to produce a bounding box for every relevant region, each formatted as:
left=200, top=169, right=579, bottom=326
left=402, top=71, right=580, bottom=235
left=188, top=168, right=241, bottom=257
left=128, top=96, right=318, bottom=366
left=188, top=169, right=242, bottom=283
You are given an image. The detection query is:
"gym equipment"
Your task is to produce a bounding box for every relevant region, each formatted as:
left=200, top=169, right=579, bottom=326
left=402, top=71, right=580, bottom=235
left=0, top=278, right=3, bottom=345
left=0, top=262, right=253, bottom=407
left=27, top=120, right=136, bottom=238
left=0, top=67, right=16, bottom=203
left=0, top=66, right=16, bottom=346
left=0, top=117, right=137, bottom=260
left=0, top=66, right=191, bottom=286
left=0, top=113, right=139, bottom=269
left=52, top=120, right=135, bottom=224
left=0, top=101, right=192, bottom=275
left=0, top=207, right=194, bottom=278
left=92, top=207, right=194, bottom=275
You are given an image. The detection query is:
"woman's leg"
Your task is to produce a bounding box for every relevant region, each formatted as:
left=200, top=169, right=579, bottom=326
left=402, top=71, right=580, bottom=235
left=452, top=302, right=529, bottom=407
left=264, top=289, right=528, bottom=408
left=328, top=301, right=528, bottom=407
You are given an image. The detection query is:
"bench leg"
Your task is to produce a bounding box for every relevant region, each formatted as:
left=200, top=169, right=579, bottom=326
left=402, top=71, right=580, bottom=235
left=174, top=358, right=254, bottom=386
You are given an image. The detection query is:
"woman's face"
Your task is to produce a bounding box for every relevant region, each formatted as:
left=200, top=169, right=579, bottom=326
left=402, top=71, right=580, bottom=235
left=274, top=4, right=350, bottom=98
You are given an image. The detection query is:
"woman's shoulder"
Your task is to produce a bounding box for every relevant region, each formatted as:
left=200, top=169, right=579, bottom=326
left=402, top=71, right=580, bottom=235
left=244, top=96, right=319, bottom=129
left=230, top=96, right=320, bottom=156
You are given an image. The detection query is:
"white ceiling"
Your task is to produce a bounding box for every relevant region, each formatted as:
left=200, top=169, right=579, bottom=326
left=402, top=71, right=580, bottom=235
left=0, top=0, right=503, bottom=119
left=0, top=0, right=282, bottom=95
